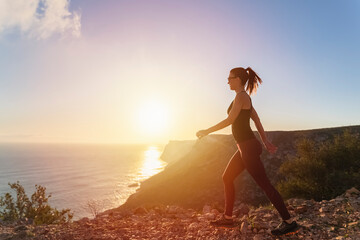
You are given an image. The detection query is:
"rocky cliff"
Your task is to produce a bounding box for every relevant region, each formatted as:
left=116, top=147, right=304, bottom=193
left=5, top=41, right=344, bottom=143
left=160, top=140, right=196, bottom=165
left=117, top=125, right=360, bottom=212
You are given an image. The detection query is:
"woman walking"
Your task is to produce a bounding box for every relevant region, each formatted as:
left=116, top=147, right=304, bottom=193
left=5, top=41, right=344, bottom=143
left=196, top=67, right=298, bottom=236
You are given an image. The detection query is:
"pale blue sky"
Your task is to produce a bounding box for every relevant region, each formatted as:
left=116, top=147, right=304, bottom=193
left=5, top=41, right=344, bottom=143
left=0, top=0, right=359, bottom=144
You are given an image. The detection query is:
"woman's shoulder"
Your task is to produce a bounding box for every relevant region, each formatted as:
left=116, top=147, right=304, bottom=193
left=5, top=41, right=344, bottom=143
left=235, top=92, right=252, bottom=109
left=235, top=91, right=250, bottom=102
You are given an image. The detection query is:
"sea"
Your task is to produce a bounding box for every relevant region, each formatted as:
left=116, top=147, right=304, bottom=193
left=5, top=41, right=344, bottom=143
left=0, top=143, right=167, bottom=220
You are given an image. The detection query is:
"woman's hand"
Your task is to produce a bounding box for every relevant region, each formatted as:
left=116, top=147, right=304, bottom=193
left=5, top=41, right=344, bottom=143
left=264, top=140, right=278, bottom=154
left=196, top=130, right=209, bottom=139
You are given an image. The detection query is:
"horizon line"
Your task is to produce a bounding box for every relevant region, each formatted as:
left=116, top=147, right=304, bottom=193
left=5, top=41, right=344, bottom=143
left=1, top=124, right=358, bottom=145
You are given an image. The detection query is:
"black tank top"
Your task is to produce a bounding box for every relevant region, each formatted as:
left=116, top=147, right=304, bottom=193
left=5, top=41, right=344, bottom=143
left=227, top=93, right=256, bottom=143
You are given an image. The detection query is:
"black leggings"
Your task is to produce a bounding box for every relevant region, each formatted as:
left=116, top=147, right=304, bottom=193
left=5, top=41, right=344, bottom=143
left=222, top=138, right=290, bottom=220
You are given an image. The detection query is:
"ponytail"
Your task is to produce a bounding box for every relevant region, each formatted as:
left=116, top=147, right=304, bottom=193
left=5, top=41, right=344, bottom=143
left=245, top=67, right=262, bottom=95
left=229, top=67, right=263, bottom=95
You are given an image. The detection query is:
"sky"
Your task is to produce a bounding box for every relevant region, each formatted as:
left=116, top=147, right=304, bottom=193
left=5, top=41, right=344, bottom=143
left=0, top=0, right=359, bottom=145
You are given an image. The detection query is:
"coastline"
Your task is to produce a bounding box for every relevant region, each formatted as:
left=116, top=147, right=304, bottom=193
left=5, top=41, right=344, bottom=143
left=0, top=143, right=167, bottom=221
left=1, top=125, right=360, bottom=239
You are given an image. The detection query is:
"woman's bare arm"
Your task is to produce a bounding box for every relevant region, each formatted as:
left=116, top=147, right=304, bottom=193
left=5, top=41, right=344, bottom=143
left=250, top=107, right=278, bottom=153
left=196, top=93, right=244, bottom=138
left=250, top=107, right=267, bottom=143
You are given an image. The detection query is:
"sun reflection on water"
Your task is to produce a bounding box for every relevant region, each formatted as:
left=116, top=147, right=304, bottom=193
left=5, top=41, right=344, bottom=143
left=137, top=146, right=167, bottom=181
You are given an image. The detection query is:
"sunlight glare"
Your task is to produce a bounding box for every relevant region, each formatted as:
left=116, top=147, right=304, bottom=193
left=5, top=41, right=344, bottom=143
left=137, top=100, right=168, bottom=135
left=137, top=146, right=167, bottom=181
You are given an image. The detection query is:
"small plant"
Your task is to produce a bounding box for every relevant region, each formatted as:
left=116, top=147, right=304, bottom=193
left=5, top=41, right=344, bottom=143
left=0, top=181, right=73, bottom=225
left=277, top=129, right=360, bottom=201
left=83, top=199, right=104, bottom=218
left=258, top=202, right=274, bottom=210
left=247, top=215, right=256, bottom=228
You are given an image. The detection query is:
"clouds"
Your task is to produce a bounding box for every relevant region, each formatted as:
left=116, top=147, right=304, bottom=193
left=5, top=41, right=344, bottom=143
left=0, top=0, right=81, bottom=39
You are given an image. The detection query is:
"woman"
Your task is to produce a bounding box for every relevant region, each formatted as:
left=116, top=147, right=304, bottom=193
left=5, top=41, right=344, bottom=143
left=196, top=67, right=298, bottom=236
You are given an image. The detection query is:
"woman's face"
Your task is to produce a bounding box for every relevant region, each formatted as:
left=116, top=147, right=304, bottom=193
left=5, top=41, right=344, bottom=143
left=227, top=72, right=240, bottom=90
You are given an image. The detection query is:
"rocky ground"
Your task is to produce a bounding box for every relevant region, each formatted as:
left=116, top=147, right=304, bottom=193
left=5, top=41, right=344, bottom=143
left=1, top=188, right=359, bottom=240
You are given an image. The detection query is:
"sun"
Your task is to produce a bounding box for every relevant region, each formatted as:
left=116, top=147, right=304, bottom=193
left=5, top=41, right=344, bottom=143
left=137, top=100, right=168, bottom=135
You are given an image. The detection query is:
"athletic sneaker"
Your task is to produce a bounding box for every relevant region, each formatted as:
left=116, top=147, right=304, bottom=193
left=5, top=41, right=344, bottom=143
left=271, top=220, right=299, bottom=236
left=209, top=213, right=236, bottom=228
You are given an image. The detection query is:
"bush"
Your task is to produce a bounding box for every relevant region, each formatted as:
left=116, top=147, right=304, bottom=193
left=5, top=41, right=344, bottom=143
left=277, top=129, right=360, bottom=201
left=0, top=181, right=73, bottom=225
left=82, top=199, right=105, bottom=218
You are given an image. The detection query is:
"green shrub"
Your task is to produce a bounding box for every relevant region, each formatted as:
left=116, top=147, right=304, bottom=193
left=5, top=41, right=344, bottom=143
left=277, top=129, right=360, bottom=201
left=0, top=181, right=73, bottom=225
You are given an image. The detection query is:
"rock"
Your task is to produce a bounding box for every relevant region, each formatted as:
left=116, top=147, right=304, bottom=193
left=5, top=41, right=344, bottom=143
left=319, top=207, right=326, bottom=213
left=167, top=205, right=179, bottom=214
left=197, top=229, right=208, bottom=237
left=347, top=221, right=358, bottom=227
left=14, top=225, right=27, bottom=231
left=0, top=233, right=13, bottom=239
left=211, top=209, right=220, bottom=215
left=240, top=221, right=248, bottom=234
left=287, top=205, right=294, bottom=211
left=303, top=223, right=314, bottom=229
left=234, top=203, right=250, bottom=216
left=253, top=221, right=269, bottom=230
left=153, top=206, right=164, bottom=214
left=270, top=221, right=278, bottom=228
left=202, top=205, right=211, bottom=214
left=294, top=205, right=307, bottom=214
left=253, top=234, right=263, bottom=240
left=128, top=183, right=139, bottom=187
left=262, top=213, right=273, bottom=220
left=188, top=222, right=199, bottom=231
left=77, top=217, right=90, bottom=224
left=335, top=196, right=345, bottom=202
left=196, top=216, right=207, bottom=222
left=248, top=209, right=254, bottom=216
left=287, top=198, right=305, bottom=206
left=24, top=218, right=34, bottom=225
left=345, top=187, right=360, bottom=198
left=133, top=207, right=148, bottom=214
left=14, top=231, right=27, bottom=239
left=160, top=140, right=195, bottom=164
left=148, top=209, right=156, bottom=215
left=203, top=213, right=215, bottom=220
